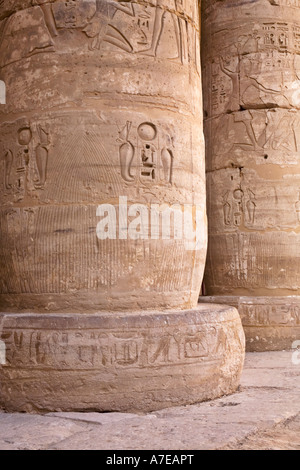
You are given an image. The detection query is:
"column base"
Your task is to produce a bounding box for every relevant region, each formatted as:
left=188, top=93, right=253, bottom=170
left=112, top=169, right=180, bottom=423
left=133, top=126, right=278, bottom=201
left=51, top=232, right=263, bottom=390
left=0, top=305, right=245, bottom=413
left=199, top=296, right=300, bottom=352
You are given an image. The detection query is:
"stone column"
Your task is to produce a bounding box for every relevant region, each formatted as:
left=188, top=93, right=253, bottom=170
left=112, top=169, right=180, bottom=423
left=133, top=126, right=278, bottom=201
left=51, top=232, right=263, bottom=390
left=200, top=0, right=300, bottom=351
left=0, top=0, right=244, bottom=412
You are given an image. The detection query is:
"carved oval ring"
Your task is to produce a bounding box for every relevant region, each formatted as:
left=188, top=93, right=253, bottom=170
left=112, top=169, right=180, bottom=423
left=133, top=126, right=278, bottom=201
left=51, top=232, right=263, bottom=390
left=137, top=122, right=157, bottom=141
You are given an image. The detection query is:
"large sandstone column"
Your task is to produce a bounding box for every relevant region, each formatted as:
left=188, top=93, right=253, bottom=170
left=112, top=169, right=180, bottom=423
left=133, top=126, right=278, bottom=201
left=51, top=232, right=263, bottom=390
left=0, top=0, right=244, bottom=411
left=200, top=0, right=300, bottom=351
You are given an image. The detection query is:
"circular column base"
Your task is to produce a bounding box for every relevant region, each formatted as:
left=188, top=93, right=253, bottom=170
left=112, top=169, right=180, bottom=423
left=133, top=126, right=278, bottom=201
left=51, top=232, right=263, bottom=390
left=199, top=296, right=300, bottom=352
left=0, top=305, right=245, bottom=413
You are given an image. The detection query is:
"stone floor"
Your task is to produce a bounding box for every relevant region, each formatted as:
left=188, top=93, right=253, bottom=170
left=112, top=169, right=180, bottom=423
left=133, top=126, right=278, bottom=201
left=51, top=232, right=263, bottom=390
left=0, top=351, right=299, bottom=450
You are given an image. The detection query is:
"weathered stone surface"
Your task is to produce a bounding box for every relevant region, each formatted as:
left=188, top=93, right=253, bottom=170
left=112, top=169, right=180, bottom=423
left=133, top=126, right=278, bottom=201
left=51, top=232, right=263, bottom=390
left=199, top=296, right=300, bottom=351
left=0, top=304, right=245, bottom=412
left=0, top=413, right=95, bottom=450
left=0, top=1, right=246, bottom=414
left=223, top=413, right=300, bottom=450
left=0, top=0, right=206, bottom=313
left=201, top=0, right=300, bottom=348
left=0, top=351, right=299, bottom=450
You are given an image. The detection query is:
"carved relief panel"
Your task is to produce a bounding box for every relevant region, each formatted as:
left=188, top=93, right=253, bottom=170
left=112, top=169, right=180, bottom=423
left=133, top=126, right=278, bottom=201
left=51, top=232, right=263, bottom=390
left=0, top=1, right=201, bottom=116
left=0, top=0, right=205, bottom=312
left=202, top=0, right=300, bottom=296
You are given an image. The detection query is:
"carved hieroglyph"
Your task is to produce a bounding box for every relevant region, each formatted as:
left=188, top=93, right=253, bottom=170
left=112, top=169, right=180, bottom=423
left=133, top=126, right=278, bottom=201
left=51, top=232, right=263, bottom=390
left=201, top=0, right=300, bottom=350
left=0, top=0, right=206, bottom=312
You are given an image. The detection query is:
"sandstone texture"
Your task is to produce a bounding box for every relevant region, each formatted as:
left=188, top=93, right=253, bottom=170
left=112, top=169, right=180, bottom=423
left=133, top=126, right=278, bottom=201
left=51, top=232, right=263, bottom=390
left=0, top=0, right=206, bottom=313
left=201, top=0, right=300, bottom=350
left=0, top=0, right=246, bottom=413
left=0, top=305, right=245, bottom=412
left=0, top=351, right=299, bottom=450
left=199, top=296, right=300, bottom=351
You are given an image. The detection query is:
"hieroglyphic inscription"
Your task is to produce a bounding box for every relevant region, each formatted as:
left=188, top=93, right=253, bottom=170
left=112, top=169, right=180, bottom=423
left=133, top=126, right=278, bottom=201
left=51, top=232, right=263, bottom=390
left=1, top=326, right=226, bottom=369
left=240, top=303, right=300, bottom=326
left=222, top=187, right=256, bottom=228
left=118, top=121, right=174, bottom=185
left=1, top=120, right=51, bottom=201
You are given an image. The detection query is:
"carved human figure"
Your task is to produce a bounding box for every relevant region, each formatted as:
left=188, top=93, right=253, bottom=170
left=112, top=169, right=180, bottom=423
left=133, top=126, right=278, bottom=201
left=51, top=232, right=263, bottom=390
left=140, top=0, right=183, bottom=61
left=31, top=0, right=58, bottom=37
left=219, top=56, right=240, bottom=112
left=241, top=57, right=291, bottom=107
left=265, top=111, right=298, bottom=152
left=233, top=111, right=266, bottom=151
left=0, top=6, right=54, bottom=63
left=219, top=55, right=289, bottom=114
left=83, top=0, right=135, bottom=51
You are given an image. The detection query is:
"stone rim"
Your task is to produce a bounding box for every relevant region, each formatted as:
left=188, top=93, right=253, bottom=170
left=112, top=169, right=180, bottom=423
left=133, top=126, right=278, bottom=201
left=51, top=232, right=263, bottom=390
left=0, top=305, right=245, bottom=413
